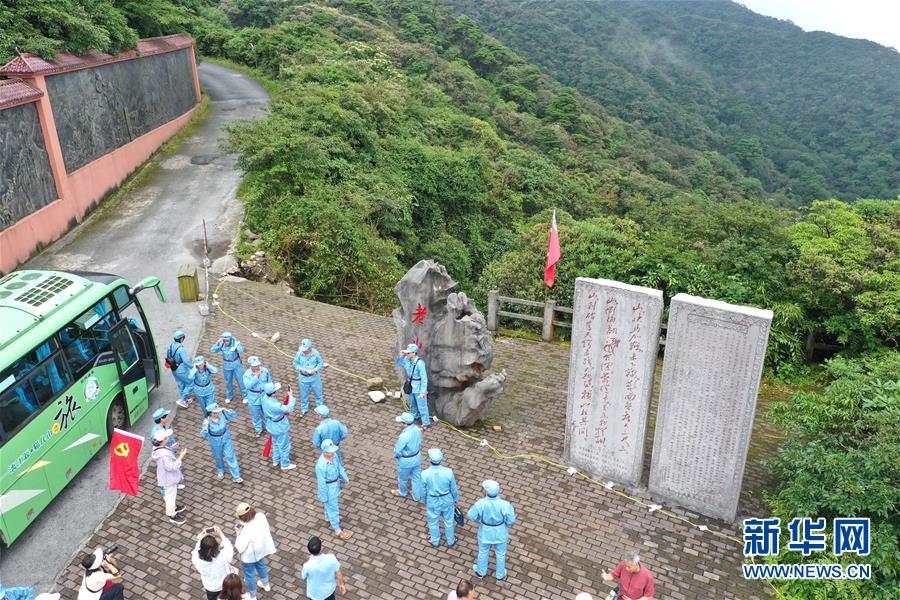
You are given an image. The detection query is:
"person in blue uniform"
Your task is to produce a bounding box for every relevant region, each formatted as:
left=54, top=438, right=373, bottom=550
left=189, top=356, right=218, bottom=417
left=242, top=356, right=270, bottom=437
left=292, top=338, right=324, bottom=414
left=395, top=343, right=431, bottom=426
left=468, top=480, right=517, bottom=581
left=391, top=412, right=422, bottom=502
left=261, top=382, right=296, bottom=470
left=210, top=331, right=246, bottom=404
left=168, top=330, right=194, bottom=407
left=422, top=448, right=459, bottom=547
left=315, top=439, right=352, bottom=540
left=312, top=405, right=348, bottom=469
left=200, top=403, right=243, bottom=483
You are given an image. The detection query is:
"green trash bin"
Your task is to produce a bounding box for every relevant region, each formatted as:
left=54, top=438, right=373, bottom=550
left=177, top=264, right=199, bottom=302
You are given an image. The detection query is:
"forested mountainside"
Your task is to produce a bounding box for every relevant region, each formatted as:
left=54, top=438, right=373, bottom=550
left=446, top=0, right=900, bottom=204
left=2, top=2, right=899, bottom=596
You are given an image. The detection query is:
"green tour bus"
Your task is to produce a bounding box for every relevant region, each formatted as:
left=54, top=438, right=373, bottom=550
left=0, top=270, right=166, bottom=545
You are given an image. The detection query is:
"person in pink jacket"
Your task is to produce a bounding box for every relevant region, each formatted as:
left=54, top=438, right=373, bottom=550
left=152, top=428, right=188, bottom=524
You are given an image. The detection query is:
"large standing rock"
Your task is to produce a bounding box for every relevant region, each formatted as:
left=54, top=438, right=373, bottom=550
left=393, top=260, right=505, bottom=427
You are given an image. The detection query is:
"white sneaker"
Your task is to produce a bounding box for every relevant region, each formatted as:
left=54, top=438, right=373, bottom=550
left=272, top=461, right=278, bottom=467
left=243, top=398, right=249, bottom=404
left=216, top=472, right=224, bottom=479
left=175, top=399, right=189, bottom=408
left=281, top=463, right=297, bottom=471
left=225, top=397, right=232, bottom=404
left=177, top=484, right=185, bottom=490
left=258, top=580, right=271, bottom=592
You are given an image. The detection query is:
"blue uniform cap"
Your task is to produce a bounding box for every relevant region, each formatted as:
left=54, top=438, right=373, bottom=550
left=482, top=479, right=500, bottom=497
left=299, top=338, right=313, bottom=351
left=395, top=412, right=415, bottom=424
left=320, top=438, right=339, bottom=453
left=247, top=356, right=261, bottom=367
left=221, top=331, right=233, bottom=339
left=264, top=382, right=281, bottom=395
left=404, top=343, right=419, bottom=354
left=152, top=408, right=170, bottom=420
left=173, top=329, right=186, bottom=340
left=206, top=403, right=223, bottom=413
left=193, top=355, right=205, bottom=366
left=314, top=405, right=330, bottom=417
left=428, top=448, right=443, bottom=464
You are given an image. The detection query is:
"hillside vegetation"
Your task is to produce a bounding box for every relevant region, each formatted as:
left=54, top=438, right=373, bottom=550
left=447, top=0, right=900, bottom=204
left=2, top=1, right=898, bottom=597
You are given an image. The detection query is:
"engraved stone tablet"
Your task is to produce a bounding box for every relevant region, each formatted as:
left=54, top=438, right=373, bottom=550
left=564, top=278, right=663, bottom=486
left=649, top=294, right=773, bottom=521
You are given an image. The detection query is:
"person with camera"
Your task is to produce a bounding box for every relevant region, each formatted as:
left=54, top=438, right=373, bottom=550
left=78, top=546, right=124, bottom=600
left=191, top=526, right=236, bottom=600
left=233, top=503, right=276, bottom=599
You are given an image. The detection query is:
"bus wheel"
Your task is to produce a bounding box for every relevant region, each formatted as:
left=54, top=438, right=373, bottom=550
left=106, top=398, right=128, bottom=440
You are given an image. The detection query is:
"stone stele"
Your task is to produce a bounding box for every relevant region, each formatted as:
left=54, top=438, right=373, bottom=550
left=649, top=293, right=773, bottom=521
left=564, top=278, right=663, bottom=487
left=393, top=260, right=506, bottom=427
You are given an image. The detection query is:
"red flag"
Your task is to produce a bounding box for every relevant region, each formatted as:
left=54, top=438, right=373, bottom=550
left=109, top=429, right=143, bottom=495
left=544, top=209, right=561, bottom=287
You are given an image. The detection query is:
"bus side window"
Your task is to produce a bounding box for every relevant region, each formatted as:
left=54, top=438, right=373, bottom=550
left=0, top=355, right=71, bottom=438
left=61, top=299, right=118, bottom=377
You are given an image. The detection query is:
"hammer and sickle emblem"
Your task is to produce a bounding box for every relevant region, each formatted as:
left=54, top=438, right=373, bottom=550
left=113, top=442, right=130, bottom=457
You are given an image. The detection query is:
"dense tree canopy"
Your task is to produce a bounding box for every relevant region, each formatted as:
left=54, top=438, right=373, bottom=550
left=446, top=0, right=900, bottom=204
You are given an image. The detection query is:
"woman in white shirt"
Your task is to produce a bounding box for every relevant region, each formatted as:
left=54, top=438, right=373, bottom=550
left=191, top=526, right=235, bottom=600
left=233, top=503, right=276, bottom=600
left=77, top=548, right=124, bottom=600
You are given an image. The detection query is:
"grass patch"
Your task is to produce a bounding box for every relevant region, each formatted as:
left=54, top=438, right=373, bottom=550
left=199, top=55, right=282, bottom=97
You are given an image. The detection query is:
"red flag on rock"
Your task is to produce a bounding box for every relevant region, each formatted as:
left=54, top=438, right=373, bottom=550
left=544, top=209, right=561, bottom=287
left=109, top=429, right=143, bottom=495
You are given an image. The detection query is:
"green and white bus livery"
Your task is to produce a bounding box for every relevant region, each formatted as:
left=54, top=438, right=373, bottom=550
left=0, top=270, right=166, bottom=545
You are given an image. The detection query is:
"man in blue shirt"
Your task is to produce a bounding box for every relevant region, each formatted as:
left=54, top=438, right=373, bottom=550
left=293, top=338, right=325, bottom=415
left=395, top=343, right=431, bottom=426
left=261, top=382, right=297, bottom=470
left=242, top=356, right=271, bottom=436
left=422, top=447, right=459, bottom=547
left=210, top=331, right=246, bottom=404
left=312, top=405, right=348, bottom=469
left=468, top=479, right=517, bottom=581
left=391, top=412, right=423, bottom=502
left=167, top=330, right=194, bottom=407
left=300, top=535, right=346, bottom=600
left=316, top=439, right=352, bottom=540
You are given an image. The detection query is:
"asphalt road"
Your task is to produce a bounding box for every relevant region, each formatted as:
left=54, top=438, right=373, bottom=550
left=0, top=61, right=268, bottom=592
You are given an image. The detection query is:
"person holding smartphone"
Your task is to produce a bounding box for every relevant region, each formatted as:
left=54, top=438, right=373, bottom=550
left=77, top=548, right=124, bottom=600
left=191, top=526, right=235, bottom=600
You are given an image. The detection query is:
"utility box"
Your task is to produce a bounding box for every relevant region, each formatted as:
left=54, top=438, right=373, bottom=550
left=177, top=264, right=199, bottom=302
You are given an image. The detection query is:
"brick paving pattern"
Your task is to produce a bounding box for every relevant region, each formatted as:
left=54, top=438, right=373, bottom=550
left=55, top=280, right=774, bottom=599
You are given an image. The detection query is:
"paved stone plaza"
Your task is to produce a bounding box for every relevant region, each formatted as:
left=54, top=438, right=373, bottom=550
left=55, top=280, right=773, bottom=598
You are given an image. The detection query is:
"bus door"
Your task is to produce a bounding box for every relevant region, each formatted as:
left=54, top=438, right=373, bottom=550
left=108, top=322, right=149, bottom=424
left=112, top=288, right=158, bottom=391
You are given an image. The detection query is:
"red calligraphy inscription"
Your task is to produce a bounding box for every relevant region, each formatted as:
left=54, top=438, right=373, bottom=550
left=411, top=303, right=428, bottom=326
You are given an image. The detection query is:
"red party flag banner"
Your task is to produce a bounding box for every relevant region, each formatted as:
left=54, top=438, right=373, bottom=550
left=544, top=209, right=561, bottom=287
left=109, top=428, right=143, bottom=495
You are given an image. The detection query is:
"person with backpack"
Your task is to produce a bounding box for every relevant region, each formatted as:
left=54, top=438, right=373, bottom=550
left=395, top=343, right=431, bottom=426
left=166, top=330, right=194, bottom=408
left=211, top=332, right=247, bottom=404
